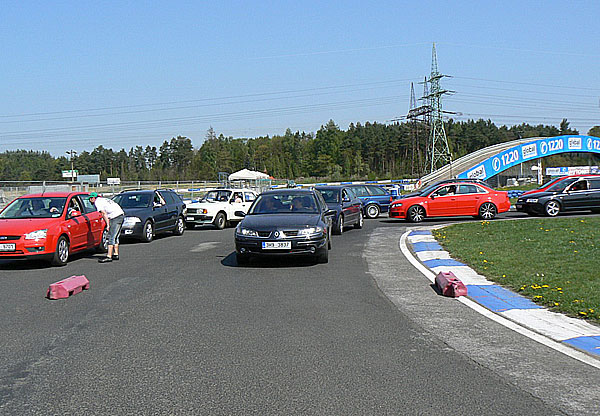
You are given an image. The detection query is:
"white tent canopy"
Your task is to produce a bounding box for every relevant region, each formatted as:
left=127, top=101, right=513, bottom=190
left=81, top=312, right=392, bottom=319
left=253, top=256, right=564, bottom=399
left=228, top=169, right=270, bottom=181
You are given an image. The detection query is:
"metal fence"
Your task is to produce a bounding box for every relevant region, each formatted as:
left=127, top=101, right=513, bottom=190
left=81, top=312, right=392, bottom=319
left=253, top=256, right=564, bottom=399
left=0, top=179, right=279, bottom=208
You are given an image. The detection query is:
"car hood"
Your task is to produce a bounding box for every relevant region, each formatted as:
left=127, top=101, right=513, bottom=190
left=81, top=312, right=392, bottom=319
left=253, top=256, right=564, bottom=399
left=240, top=213, right=321, bottom=229
left=325, top=202, right=341, bottom=210
left=121, top=207, right=152, bottom=217
left=519, top=191, right=558, bottom=199
left=187, top=201, right=221, bottom=209
left=0, top=218, right=60, bottom=234
left=398, top=191, right=423, bottom=199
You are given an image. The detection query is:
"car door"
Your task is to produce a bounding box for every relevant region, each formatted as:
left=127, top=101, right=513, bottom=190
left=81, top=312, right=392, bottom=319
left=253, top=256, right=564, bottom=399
left=562, top=180, right=590, bottom=210
left=81, top=194, right=105, bottom=247
left=427, top=185, right=458, bottom=216
left=152, top=191, right=172, bottom=231
left=588, top=179, right=600, bottom=210
left=455, top=184, right=483, bottom=215
left=342, top=188, right=360, bottom=223
left=64, top=195, right=92, bottom=250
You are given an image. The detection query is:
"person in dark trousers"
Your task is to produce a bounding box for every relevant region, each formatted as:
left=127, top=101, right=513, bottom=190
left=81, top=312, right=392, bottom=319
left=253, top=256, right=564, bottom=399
left=89, top=192, right=125, bottom=263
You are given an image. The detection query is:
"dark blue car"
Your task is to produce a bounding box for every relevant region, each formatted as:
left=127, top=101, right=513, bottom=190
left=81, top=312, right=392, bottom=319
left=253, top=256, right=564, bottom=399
left=347, top=184, right=394, bottom=219
left=112, top=189, right=186, bottom=242
left=315, top=185, right=363, bottom=234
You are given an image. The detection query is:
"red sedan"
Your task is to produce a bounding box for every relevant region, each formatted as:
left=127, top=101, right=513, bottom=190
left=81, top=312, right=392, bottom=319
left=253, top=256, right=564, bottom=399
left=0, top=192, right=107, bottom=266
left=389, top=181, right=510, bottom=222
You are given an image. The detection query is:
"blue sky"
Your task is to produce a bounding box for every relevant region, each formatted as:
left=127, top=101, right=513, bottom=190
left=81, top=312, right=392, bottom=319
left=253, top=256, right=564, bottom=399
left=1, top=1, right=599, bottom=156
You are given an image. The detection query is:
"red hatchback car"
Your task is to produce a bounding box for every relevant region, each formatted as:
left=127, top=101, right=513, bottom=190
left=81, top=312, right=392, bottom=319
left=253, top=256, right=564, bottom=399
left=389, top=181, right=510, bottom=222
left=0, top=192, right=107, bottom=266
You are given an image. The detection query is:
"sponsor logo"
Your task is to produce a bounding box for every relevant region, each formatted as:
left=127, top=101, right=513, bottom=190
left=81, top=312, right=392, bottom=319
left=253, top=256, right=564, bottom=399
left=467, top=164, right=486, bottom=179
left=492, top=158, right=501, bottom=171
left=587, top=138, right=593, bottom=150
left=0, top=236, right=7, bottom=240
left=522, top=143, right=537, bottom=159
left=274, top=231, right=280, bottom=238
left=540, top=141, right=548, bottom=154
left=568, top=137, right=582, bottom=150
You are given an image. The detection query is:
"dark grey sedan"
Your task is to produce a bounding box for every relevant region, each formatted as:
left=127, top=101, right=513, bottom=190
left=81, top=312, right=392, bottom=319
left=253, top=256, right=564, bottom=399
left=515, top=176, right=600, bottom=216
left=315, top=185, right=363, bottom=234
left=234, top=189, right=335, bottom=265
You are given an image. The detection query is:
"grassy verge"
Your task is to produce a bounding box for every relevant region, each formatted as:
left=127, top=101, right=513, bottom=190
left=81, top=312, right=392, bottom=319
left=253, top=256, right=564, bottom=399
left=433, top=217, right=600, bottom=323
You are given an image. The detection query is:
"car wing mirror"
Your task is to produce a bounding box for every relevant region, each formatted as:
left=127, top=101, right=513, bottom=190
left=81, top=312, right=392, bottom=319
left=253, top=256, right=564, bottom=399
left=234, top=211, right=246, bottom=217
left=342, top=197, right=350, bottom=202
left=325, top=209, right=337, bottom=216
left=430, top=194, right=436, bottom=199
left=69, top=210, right=82, bottom=217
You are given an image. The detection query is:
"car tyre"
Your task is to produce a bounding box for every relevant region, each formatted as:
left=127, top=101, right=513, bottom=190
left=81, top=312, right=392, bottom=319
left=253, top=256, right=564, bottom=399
left=173, top=216, right=185, bottom=235
left=214, top=212, right=226, bottom=230
left=51, top=236, right=69, bottom=266
left=365, top=204, right=380, bottom=219
left=316, top=246, right=329, bottom=264
left=407, top=205, right=425, bottom=222
left=354, top=211, right=364, bottom=229
left=333, top=215, right=344, bottom=235
left=544, top=200, right=561, bottom=217
left=478, top=202, right=497, bottom=220
left=141, top=220, right=154, bottom=243
left=96, top=228, right=108, bottom=253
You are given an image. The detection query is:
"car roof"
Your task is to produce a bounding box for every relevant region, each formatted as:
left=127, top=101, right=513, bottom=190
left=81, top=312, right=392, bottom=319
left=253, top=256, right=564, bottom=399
left=18, top=192, right=86, bottom=198
left=261, top=189, right=315, bottom=195
left=315, top=185, right=345, bottom=190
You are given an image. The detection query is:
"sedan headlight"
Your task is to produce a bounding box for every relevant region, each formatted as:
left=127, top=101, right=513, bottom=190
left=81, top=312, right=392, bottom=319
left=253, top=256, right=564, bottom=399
left=123, top=216, right=142, bottom=228
left=299, top=226, right=323, bottom=236
left=237, top=227, right=258, bottom=237
left=526, top=198, right=538, bottom=203
left=25, top=229, right=47, bottom=240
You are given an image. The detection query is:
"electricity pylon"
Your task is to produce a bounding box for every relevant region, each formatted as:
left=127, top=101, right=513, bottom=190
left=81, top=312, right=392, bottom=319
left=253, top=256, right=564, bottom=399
left=424, top=43, right=453, bottom=174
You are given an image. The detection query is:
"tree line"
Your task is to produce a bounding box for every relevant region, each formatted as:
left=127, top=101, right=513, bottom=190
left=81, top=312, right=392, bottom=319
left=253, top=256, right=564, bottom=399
left=1, top=119, right=598, bottom=182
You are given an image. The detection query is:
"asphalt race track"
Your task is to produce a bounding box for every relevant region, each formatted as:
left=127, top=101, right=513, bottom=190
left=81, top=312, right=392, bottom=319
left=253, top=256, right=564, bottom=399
left=1, top=213, right=598, bottom=415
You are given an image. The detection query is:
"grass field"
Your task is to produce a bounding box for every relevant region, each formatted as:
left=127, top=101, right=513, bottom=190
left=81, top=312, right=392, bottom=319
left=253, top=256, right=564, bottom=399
left=433, top=217, right=600, bottom=323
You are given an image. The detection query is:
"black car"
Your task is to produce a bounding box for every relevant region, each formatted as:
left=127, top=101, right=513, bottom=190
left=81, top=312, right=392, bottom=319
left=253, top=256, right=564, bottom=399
left=315, top=185, right=363, bottom=234
left=346, top=184, right=394, bottom=219
left=234, top=189, right=335, bottom=264
left=112, top=189, right=186, bottom=242
left=515, top=176, right=600, bottom=217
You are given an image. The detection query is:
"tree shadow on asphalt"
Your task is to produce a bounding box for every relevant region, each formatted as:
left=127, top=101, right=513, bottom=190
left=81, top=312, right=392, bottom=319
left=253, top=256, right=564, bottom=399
left=220, top=252, right=316, bottom=269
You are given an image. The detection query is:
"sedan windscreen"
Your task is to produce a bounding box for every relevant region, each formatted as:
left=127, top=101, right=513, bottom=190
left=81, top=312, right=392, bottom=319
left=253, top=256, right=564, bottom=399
left=317, top=189, right=339, bottom=203
left=0, top=197, right=67, bottom=219
left=249, top=194, right=319, bottom=214
left=113, top=194, right=152, bottom=208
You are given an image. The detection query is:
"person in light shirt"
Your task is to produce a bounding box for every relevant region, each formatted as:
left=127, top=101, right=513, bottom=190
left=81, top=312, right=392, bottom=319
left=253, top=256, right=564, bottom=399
left=89, top=192, right=125, bottom=263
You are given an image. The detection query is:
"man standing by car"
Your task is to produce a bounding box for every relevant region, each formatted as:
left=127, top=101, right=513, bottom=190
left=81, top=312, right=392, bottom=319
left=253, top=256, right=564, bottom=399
left=89, top=192, right=124, bottom=263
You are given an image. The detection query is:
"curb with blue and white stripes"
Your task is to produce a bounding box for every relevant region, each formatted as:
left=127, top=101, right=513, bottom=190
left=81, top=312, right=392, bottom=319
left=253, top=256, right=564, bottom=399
left=405, top=228, right=600, bottom=360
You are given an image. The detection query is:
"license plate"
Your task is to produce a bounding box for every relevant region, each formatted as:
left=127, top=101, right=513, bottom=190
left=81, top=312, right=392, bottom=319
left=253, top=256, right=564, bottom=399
left=186, top=216, right=195, bottom=221
left=0, top=243, right=16, bottom=251
left=262, top=241, right=291, bottom=250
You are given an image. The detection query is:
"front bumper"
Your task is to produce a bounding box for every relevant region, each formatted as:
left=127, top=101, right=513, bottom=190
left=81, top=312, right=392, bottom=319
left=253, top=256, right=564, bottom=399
left=235, top=235, right=327, bottom=256
left=185, top=214, right=214, bottom=225
left=0, top=237, right=54, bottom=260
left=515, top=202, right=543, bottom=214
left=388, top=206, right=407, bottom=219
left=121, top=222, right=145, bottom=238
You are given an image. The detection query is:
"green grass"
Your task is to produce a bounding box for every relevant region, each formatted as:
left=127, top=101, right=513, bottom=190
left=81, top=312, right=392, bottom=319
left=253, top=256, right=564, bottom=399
left=433, top=217, right=600, bottom=323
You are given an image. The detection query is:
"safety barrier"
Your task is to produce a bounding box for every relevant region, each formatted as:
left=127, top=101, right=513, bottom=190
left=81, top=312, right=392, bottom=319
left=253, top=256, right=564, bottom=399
left=46, top=275, right=90, bottom=300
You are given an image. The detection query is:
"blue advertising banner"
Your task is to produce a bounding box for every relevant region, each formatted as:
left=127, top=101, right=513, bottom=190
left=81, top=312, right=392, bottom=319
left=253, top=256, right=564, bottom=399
left=457, top=135, right=600, bottom=180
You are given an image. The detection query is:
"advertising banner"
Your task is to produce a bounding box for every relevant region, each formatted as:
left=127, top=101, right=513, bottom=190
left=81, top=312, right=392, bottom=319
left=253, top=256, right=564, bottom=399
left=458, top=135, right=600, bottom=180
